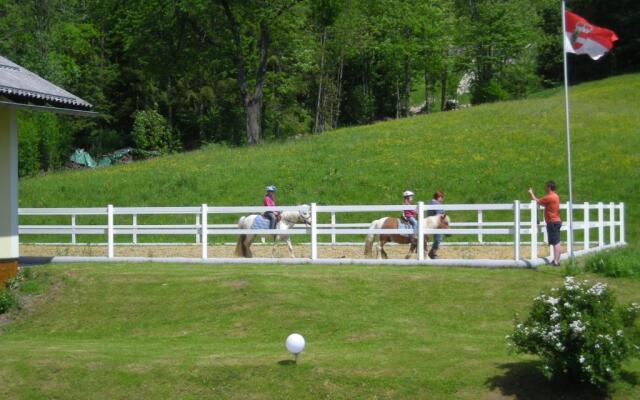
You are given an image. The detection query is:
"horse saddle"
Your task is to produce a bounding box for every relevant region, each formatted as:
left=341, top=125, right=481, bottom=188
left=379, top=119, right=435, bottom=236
left=252, top=215, right=273, bottom=229
left=261, top=212, right=281, bottom=223
left=397, top=218, right=413, bottom=236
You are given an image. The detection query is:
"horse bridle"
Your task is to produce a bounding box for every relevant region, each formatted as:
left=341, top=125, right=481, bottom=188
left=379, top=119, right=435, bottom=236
left=299, top=212, right=312, bottom=226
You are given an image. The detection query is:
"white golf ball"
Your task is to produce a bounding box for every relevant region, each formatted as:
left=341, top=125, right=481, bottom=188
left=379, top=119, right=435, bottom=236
left=285, top=333, right=305, bottom=354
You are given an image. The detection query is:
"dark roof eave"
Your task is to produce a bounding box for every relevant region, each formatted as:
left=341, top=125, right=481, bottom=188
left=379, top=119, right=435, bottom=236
left=0, top=100, right=99, bottom=117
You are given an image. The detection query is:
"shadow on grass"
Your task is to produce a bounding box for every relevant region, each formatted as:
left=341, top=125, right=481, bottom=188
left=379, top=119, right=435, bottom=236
left=277, top=359, right=296, bottom=366
left=486, top=361, right=610, bottom=400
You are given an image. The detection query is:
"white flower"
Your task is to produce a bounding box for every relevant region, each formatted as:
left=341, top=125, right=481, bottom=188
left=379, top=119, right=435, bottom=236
left=587, top=282, right=607, bottom=296
left=617, top=330, right=623, bottom=337
left=564, top=276, right=579, bottom=291
left=546, top=297, right=559, bottom=306
left=569, top=320, right=585, bottom=335
left=595, top=343, right=600, bottom=349
left=579, top=355, right=585, bottom=364
left=563, top=302, right=572, bottom=309
left=550, top=311, right=560, bottom=321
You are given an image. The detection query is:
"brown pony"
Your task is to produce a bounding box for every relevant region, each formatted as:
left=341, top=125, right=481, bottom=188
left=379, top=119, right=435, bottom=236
left=364, top=214, right=450, bottom=259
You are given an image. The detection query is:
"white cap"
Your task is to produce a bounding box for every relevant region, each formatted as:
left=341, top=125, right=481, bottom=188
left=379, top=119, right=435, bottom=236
left=403, top=190, right=414, bottom=197
left=266, top=185, right=277, bottom=192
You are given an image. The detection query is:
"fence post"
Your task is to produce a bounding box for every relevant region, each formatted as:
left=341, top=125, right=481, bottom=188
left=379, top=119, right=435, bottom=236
left=477, top=210, right=483, bottom=243
left=310, top=203, right=318, bottom=260
left=530, top=201, right=537, bottom=260
left=514, top=200, right=521, bottom=260
left=620, top=202, right=625, bottom=244
left=330, top=212, right=336, bottom=245
left=583, top=202, right=589, bottom=250
left=71, top=214, right=77, bottom=245
left=417, top=201, right=425, bottom=261
left=598, top=202, right=604, bottom=248
left=195, top=214, right=201, bottom=244
left=201, top=204, right=208, bottom=259
left=609, top=202, right=615, bottom=245
left=107, top=204, right=114, bottom=258
left=132, top=214, right=138, bottom=244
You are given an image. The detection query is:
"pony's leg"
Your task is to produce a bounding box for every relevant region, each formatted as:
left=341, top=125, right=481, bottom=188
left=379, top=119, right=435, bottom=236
left=272, top=238, right=277, bottom=257
left=380, top=238, right=388, bottom=259
left=286, top=237, right=295, bottom=258
left=244, top=235, right=254, bottom=258
left=405, top=242, right=416, bottom=259
left=271, top=235, right=282, bottom=258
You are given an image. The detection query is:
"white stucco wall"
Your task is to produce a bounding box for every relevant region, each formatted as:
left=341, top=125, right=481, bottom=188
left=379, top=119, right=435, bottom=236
left=0, top=107, right=18, bottom=259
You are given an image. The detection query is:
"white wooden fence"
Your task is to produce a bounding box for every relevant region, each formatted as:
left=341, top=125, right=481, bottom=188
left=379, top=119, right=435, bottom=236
left=18, top=201, right=625, bottom=267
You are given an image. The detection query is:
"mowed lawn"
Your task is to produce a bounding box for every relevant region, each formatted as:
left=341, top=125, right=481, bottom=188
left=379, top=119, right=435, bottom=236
left=1, top=263, right=639, bottom=399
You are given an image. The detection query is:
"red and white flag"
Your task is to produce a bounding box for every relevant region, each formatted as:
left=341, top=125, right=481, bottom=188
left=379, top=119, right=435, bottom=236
left=564, top=11, right=618, bottom=60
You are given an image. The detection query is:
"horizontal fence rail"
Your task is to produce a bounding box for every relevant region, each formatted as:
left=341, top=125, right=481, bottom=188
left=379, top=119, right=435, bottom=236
left=18, top=201, right=625, bottom=267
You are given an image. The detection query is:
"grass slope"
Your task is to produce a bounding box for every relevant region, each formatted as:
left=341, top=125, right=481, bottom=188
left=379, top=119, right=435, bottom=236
left=20, top=74, right=640, bottom=240
left=0, top=263, right=639, bottom=399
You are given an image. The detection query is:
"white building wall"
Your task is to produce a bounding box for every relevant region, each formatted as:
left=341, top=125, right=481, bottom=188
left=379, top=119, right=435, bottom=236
left=0, top=107, right=19, bottom=259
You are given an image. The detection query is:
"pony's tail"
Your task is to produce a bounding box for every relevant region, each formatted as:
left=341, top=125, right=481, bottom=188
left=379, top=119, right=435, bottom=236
left=235, top=217, right=247, bottom=257
left=235, top=235, right=246, bottom=257
left=363, top=220, right=379, bottom=258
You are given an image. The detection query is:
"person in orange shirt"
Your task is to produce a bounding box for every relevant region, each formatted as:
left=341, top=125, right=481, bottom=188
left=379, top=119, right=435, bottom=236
left=528, top=181, right=562, bottom=266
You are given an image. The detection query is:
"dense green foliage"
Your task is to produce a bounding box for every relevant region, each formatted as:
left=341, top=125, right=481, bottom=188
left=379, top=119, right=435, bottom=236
left=585, top=247, right=640, bottom=279
left=0, top=263, right=639, bottom=398
left=509, top=277, right=639, bottom=386
left=0, top=288, right=16, bottom=314
left=131, top=110, right=180, bottom=153
left=1, top=0, right=637, bottom=175
left=18, top=74, right=640, bottom=243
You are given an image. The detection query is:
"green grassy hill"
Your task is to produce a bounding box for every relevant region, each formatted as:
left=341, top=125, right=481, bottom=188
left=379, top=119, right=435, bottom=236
left=20, top=74, right=640, bottom=240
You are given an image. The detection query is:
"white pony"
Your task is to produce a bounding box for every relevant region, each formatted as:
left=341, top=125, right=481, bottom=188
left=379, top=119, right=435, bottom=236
left=234, top=206, right=312, bottom=258
left=363, top=214, right=451, bottom=259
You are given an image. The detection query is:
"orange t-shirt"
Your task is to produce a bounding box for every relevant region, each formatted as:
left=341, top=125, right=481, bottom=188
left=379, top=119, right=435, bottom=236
left=538, top=192, right=561, bottom=223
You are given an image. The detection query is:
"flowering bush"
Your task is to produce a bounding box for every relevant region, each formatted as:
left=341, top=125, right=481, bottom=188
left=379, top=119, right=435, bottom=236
left=0, top=288, right=17, bottom=314
left=508, top=277, right=640, bottom=386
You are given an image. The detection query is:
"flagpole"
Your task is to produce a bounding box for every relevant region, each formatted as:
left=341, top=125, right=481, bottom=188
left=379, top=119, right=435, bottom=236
left=561, top=0, right=574, bottom=258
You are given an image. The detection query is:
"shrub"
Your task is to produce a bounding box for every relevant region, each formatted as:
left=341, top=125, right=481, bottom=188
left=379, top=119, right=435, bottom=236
left=584, top=247, right=640, bottom=278
left=508, top=276, right=640, bottom=386
left=131, top=109, right=180, bottom=153
left=0, top=288, right=17, bottom=314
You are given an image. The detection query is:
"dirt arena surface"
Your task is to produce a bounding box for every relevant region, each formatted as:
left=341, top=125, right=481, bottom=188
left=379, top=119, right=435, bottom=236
left=21, top=243, right=552, bottom=260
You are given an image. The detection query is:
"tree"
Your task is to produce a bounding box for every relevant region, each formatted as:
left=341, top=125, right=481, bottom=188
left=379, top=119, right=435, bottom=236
left=457, top=0, right=541, bottom=104
left=219, top=0, right=304, bottom=145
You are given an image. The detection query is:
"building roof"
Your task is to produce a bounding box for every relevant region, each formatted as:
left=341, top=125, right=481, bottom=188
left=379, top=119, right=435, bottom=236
left=0, top=55, right=93, bottom=111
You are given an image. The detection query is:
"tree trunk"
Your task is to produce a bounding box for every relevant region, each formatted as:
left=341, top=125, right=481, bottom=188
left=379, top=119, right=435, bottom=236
left=222, top=0, right=269, bottom=145
left=395, top=79, right=400, bottom=119
left=440, top=69, right=448, bottom=111
left=402, top=59, right=410, bottom=117
left=424, top=69, right=429, bottom=114
left=314, top=28, right=327, bottom=134
left=333, top=54, right=344, bottom=129
left=244, top=96, right=261, bottom=145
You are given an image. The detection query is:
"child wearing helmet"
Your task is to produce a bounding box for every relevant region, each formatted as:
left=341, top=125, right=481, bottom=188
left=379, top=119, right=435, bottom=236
left=402, top=190, right=417, bottom=238
left=263, top=186, right=278, bottom=229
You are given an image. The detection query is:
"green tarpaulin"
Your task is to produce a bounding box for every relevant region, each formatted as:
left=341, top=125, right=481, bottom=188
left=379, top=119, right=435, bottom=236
left=70, top=149, right=96, bottom=168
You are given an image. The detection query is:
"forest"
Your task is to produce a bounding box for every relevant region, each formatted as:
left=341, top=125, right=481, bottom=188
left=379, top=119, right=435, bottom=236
left=0, top=0, right=637, bottom=176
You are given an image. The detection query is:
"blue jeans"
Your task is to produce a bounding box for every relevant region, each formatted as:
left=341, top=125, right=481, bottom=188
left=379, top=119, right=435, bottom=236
left=432, top=234, right=442, bottom=250
left=263, top=211, right=277, bottom=229
left=406, top=217, right=417, bottom=236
